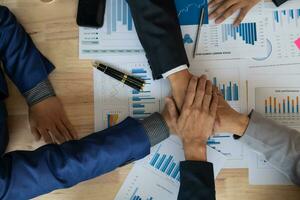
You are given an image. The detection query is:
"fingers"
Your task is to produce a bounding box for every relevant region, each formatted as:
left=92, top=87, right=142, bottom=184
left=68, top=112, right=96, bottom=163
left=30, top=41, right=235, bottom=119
left=208, top=0, right=224, bottom=8
left=215, top=4, right=241, bottom=24
left=56, top=121, right=73, bottom=141
left=193, top=75, right=207, bottom=108
left=209, top=0, right=236, bottom=20
left=39, top=129, right=53, bottom=144
left=202, top=80, right=213, bottom=111
left=233, top=7, right=250, bottom=26
left=50, top=127, right=65, bottom=144
left=31, top=127, right=41, bottom=141
left=210, top=87, right=219, bottom=116
left=62, top=117, right=78, bottom=139
left=181, top=76, right=198, bottom=111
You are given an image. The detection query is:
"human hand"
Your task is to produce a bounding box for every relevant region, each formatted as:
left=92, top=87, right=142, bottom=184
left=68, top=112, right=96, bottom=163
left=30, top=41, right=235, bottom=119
left=214, top=95, right=249, bottom=136
left=162, top=75, right=218, bottom=161
left=208, top=0, right=261, bottom=26
left=167, top=69, right=192, bottom=110
left=29, top=96, right=78, bottom=144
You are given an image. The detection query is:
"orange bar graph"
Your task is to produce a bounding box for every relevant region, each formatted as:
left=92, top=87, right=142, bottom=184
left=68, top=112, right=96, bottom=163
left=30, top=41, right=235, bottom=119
left=264, top=96, right=300, bottom=114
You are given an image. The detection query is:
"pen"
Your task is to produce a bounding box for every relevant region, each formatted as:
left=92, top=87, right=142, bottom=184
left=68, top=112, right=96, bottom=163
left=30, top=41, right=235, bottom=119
left=193, top=7, right=205, bottom=58
left=93, top=62, right=145, bottom=91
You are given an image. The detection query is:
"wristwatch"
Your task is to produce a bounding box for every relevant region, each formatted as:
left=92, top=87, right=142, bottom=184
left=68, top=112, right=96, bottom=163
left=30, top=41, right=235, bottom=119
left=272, top=0, right=288, bottom=7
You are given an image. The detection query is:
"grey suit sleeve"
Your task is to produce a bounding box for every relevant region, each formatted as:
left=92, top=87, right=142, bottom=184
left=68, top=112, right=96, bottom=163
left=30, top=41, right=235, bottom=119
left=238, top=110, right=300, bottom=185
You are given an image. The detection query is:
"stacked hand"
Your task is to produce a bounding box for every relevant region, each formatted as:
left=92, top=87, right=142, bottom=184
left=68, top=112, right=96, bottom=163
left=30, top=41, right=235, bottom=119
left=163, top=75, right=218, bottom=161
left=29, top=96, right=78, bottom=144
left=208, top=0, right=261, bottom=26
left=214, top=94, right=249, bottom=136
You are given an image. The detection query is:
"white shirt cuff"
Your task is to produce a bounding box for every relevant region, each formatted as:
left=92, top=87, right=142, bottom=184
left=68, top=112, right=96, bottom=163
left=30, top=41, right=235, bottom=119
left=162, top=65, right=189, bottom=79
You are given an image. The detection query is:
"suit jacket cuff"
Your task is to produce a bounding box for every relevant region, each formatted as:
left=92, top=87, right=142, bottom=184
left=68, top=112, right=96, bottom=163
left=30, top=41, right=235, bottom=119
left=162, top=65, right=189, bottom=79
left=178, top=161, right=215, bottom=200
left=141, top=112, right=170, bottom=146
left=23, top=79, right=56, bottom=106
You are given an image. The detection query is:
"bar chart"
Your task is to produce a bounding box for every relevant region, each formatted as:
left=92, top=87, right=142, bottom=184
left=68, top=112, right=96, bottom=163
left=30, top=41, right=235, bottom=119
left=203, top=67, right=241, bottom=111
left=106, top=112, right=120, bottom=127
left=128, top=64, right=161, bottom=119
left=106, top=0, right=134, bottom=34
left=115, top=136, right=184, bottom=200
left=196, top=2, right=266, bottom=59
left=212, top=77, right=239, bottom=101
left=149, top=145, right=180, bottom=182
left=264, top=96, right=299, bottom=114
left=273, top=8, right=300, bottom=30
left=255, top=87, right=300, bottom=127
left=130, top=188, right=153, bottom=200
left=221, top=23, right=258, bottom=45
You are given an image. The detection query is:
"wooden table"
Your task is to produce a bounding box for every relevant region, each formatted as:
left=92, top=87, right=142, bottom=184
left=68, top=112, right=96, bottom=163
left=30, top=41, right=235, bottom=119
left=1, top=0, right=299, bottom=199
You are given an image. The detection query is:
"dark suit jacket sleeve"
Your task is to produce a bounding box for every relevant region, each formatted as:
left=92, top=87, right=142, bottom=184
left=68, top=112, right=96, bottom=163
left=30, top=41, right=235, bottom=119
left=126, top=0, right=189, bottom=79
left=0, top=117, right=151, bottom=200
left=178, top=161, right=216, bottom=200
left=0, top=6, right=55, bottom=95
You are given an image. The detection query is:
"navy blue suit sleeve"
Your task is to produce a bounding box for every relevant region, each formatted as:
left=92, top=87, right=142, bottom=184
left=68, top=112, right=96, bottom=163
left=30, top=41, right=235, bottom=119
left=0, top=117, right=151, bottom=200
left=126, top=0, right=189, bottom=79
left=0, top=6, right=55, bottom=94
left=178, top=161, right=216, bottom=200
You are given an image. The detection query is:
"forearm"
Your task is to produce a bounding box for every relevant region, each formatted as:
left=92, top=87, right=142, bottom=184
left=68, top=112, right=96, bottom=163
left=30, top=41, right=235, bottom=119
left=0, top=6, right=55, bottom=94
left=0, top=117, right=151, bottom=200
left=0, top=113, right=170, bottom=199
left=237, top=111, right=300, bottom=185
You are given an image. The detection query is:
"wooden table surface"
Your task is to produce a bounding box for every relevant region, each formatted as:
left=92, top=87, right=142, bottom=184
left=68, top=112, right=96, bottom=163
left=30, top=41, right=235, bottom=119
left=1, top=0, right=299, bottom=199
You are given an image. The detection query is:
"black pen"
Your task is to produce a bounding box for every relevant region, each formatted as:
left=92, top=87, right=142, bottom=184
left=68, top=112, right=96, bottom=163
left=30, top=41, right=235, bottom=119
left=93, top=62, right=145, bottom=91
left=193, top=7, right=205, bottom=58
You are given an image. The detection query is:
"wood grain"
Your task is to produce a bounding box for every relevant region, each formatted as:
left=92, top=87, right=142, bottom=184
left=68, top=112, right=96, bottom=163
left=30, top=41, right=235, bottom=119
left=0, top=0, right=299, bottom=199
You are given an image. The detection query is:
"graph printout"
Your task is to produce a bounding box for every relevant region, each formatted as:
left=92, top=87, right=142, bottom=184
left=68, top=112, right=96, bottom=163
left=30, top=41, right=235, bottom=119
left=263, top=1, right=300, bottom=61
left=196, top=2, right=266, bottom=60
left=94, top=59, right=167, bottom=131
left=115, top=136, right=226, bottom=200
left=255, top=87, right=300, bottom=127
left=247, top=73, right=300, bottom=185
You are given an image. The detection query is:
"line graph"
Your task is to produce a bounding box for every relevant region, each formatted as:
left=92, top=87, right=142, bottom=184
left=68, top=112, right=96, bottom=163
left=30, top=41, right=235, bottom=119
left=176, top=0, right=208, bottom=25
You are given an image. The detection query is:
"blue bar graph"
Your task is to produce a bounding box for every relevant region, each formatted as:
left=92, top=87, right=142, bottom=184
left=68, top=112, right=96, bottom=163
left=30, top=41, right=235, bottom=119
left=213, top=77, right=239, bottom=101
left=149, top=146, right=180, bottom=182
left=130, top=187, right=153, bottom=200
left=107, top=0, right=134, bottom=34
left=273, top=8, right=300, bottom=29
left=131, top=68, right=156, bottom=119
left=222, top=23, right=257, bottom=45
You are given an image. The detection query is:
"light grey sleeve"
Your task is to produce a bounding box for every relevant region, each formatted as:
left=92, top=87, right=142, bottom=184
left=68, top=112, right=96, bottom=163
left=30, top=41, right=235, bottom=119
left=238, top=110, right=300, bottom=185
left=141, top=112, right=170, bottom=147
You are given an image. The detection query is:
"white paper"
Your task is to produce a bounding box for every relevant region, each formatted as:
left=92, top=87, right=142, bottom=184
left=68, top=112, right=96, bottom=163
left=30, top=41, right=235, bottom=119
left=248, top=151, right=292, bottom=185
left=196, top=2, right=267, bottom=60
left=114, top=136, right=227, bottom=200
left=247, top=72, right=300, bottom=185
